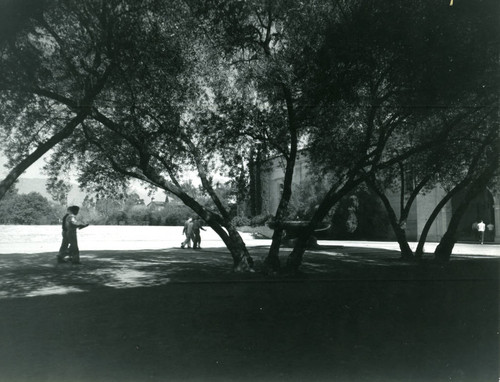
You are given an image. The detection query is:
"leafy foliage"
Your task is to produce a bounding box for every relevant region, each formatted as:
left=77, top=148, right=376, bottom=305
left=46, top=177, right=72, bottom=205
left=0, top=191, right=58, bottom=224
left=1, top=0, right=497, bottom=268
left=286, top=177, right=332, bottom=221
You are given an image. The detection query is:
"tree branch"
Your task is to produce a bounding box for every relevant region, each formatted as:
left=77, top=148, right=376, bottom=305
left=0, top=111, right=88, bottom=200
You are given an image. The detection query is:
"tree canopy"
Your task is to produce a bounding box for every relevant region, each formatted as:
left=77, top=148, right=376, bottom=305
left=0, top=189, right=58, bottom=224
left=1, top=0, right=498, bottom=270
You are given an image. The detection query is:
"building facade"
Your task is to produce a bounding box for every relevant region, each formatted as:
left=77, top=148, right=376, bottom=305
left=260, top=155, right=500, bottom=243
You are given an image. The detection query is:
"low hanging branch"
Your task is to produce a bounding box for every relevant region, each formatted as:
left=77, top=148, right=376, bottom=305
left=0, top=111, right=88, bottom=200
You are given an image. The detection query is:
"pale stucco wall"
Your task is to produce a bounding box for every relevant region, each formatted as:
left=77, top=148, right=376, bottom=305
left=415, top=187, right=451, bottom=242
left=493, top=191, right=500, bottom=242
left=386, top=186, right=451, bottom=242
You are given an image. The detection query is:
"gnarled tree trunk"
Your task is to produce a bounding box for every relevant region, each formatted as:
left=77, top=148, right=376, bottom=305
left=286, top=177, right=365, bottom=274
left=263, top=86, right=298, bottom=274
left=434, top=150, right=498, bottom=262
left=366, top=178, right=414, bottom=259
left=415, top=181, right=469, bottom=259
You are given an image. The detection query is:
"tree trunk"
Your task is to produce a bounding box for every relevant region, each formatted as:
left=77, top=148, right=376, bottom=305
left=264, top=222, right=286, bottom=273
left=131, top=161, right=257, bottom=272
left=263, top=86, right=298, bottom=274
left=377, top=197, right=413, bottom=259
left=415, top=180, right=470, bottom=258
left=183, top=207, right=254, bottom=272
left=417, top=132, right=497, bottom=259
left=249, top=147, right=263, bottom=216
left=175, top=192, right=255, bottom=272
left=434, top=153, right=498, bottom=262
left=255, top=149, right=263, bottom=215
left=394, top=224, right=414, bottom=259
left=286, top=177, right=365, bottom=274
left=434, top=231, right=456, bottom=263
left=366, top=178, right=414, bottom=259
left=285, top=222, right=314, bottom=273
left=226, top=224, right=254, bottom=272
left=249, top=149, right=257, bottom=216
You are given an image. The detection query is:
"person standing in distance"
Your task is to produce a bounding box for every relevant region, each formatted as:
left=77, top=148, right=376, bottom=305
left=477, top=220, right=486, bottom=244
left=58, top=206, right=89, bottom=264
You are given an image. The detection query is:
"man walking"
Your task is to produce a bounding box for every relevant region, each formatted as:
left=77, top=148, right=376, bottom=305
left=181, top=217, right=194, bottom=249
left=58, top=206, right=88, bottom=264
left=192, top=217, right=206, bottom=249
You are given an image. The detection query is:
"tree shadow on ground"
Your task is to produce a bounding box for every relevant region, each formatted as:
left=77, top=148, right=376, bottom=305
left=0, top=248, right=254, bottom=298
left=0, top=246, right=498, bottom=382
left=0, top=246, right=498, bottom=299
left=301, top=245, right=500, bottom=281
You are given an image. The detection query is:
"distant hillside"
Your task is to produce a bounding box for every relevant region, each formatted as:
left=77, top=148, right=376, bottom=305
left=15, top=178, right=86, bottom=205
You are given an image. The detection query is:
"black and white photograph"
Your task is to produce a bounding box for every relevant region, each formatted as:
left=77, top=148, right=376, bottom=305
left=0, top=0, right=498, bottom=381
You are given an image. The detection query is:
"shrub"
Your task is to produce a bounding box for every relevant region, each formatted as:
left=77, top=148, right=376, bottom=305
left=231, top=215, right=251, bottom=227
left=162, top=204, right=193, bottom=226
left=0, top=192, right=59, bottom=225
left=126, top=205, right=150, bottom=225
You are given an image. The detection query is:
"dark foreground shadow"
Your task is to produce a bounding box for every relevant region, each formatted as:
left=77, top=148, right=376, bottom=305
left=0, top=247, right=498, bottom=382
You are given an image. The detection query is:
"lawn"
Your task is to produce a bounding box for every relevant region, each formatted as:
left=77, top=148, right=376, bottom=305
left=0, top=246, right=498, bottom=382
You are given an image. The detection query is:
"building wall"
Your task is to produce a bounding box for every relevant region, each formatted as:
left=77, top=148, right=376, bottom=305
left=416, top=187, right=451, bottom=242
left=494, top=193, right=500, bottom=242
left=261, top=154, right=500, bottom=243
left=262, top=154, right=456, bottom=241
left=381, top=187, right=452, bottom=242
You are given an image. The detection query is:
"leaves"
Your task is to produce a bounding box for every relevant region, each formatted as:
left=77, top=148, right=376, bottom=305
left=0, top=191, right=57, bottom=224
